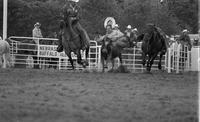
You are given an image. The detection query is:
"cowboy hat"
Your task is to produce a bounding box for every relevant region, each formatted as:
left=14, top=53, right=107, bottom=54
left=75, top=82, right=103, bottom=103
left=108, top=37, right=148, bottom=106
left=68, top=0, right=79, bottom=2
left=182, top=29, right=188, bottom=33
left=114, top=24, right=119, bottom=28
left=104, top=17, right=116, bottom=29
left=133, top=28, right=138, bottom=32
left=34, top=22, right=41, bottom=27
left=127, top=25, right=132, bottom=29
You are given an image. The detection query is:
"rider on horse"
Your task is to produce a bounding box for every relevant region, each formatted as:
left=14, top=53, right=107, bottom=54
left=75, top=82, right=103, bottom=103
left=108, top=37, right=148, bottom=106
left=56, top=0, right=89, bottom=52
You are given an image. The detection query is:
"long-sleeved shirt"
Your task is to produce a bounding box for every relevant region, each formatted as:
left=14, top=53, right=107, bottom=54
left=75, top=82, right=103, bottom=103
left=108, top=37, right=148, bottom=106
left=32, top=27, right=43, bottom=38
left=179, top=34, right=191, bottom=46
left=32, top=27, right=43, bottom=44
left=107, top=29, right=124, bottom=41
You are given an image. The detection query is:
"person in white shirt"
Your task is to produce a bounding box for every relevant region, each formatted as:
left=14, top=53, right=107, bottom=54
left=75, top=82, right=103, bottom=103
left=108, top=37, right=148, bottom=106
left=32, top=22, right=43, bottom=44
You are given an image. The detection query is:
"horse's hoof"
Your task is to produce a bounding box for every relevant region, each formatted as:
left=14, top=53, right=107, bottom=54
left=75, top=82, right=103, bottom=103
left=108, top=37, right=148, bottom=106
left=158, top=65, right=162, bottom=70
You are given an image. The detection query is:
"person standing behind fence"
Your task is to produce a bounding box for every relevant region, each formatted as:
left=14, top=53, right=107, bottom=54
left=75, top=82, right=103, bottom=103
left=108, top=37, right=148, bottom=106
left=178, top=29, right=192, bottom=51
left=124, top=25, right=132, bottom=38
left=32, top=22, right=43, bottom=45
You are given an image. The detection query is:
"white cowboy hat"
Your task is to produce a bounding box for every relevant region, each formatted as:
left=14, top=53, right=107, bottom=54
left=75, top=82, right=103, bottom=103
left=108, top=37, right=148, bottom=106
left=104, top=17, right=116, bottom=29
left=127, top=25, right=132, bottom=29
left=34, top=22, right=41, bottom=27
left=68, top=0, right=79, bottom=2
left=182, top=29, right=188, bottom=33
left=114, top=24, right=119, bottom=28
left=133, top=28, right=138, bottom=32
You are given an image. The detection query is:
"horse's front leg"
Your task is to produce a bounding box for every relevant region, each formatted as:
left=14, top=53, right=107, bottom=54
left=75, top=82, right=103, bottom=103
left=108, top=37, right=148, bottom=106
left=119, top=53, right=123, bottom=66
left=76, top=50, right=86, bottom=68
left=111, top=59, right=115, bottom=71
left=67, top=52, right=75, bottom=70
left=148, top=53, right=158, bottom=72
left=101, top=57, right=105, bottom=72
left=142, top=52, right=146, bottom=66
left=158, top=52, right=165, bottom=70
left=84, top=46, right=90, bottom=66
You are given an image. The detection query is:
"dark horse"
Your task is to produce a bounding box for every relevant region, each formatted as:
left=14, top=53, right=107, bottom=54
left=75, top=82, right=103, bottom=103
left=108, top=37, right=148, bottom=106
left=137, top=24, right=167, bottom=72
left=101, top=35, right=133, bottom=72
left=61, top=16, right=90, bottom=69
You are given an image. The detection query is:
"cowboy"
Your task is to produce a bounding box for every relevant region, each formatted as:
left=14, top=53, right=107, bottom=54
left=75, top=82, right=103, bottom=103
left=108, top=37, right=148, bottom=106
left=32, top=22, right=43, bottom=44
left=124, top=25, right=132, bottom=38
left=106, top=24, right=124, bottom=41
left=56, top=0, right=90, bottom=52
left=104, top=17, right=116, bottom=30
left=132, top=28, right=138, bottom=35
left=178, top=29, right=192, bottom=50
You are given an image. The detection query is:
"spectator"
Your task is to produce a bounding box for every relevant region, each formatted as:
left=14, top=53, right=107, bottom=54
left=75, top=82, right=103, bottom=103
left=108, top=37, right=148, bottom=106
left=32, top=22, right=43, bottom=44
left=132, top=28, right=138, bottom=36
left=178, top=29, right=192, bottom=50
left=124, top=25, right=132, bottom=38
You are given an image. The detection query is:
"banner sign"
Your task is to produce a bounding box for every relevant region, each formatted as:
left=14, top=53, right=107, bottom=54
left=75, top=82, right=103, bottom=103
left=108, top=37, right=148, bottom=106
left=38, top=45, right=85, bottom=59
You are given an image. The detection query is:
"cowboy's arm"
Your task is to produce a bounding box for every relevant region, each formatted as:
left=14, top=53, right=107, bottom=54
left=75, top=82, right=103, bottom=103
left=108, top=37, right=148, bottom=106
left=62, top=4, right=69, bottom=21
left=117, top=30, right=124, bottom=37
left=32, top=29, right=38, bottom=37
left=33, top=29, right=42, bottom=38
left=38, top=29, right=43, bottom=38
left=76, top=5, right=81, bottom=20
left=107, top=30, right=118, bottom=38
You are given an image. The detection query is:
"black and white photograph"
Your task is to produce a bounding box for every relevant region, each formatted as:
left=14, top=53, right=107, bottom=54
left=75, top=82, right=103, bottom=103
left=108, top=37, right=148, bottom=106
left=0, top=0, right=199, bottom=121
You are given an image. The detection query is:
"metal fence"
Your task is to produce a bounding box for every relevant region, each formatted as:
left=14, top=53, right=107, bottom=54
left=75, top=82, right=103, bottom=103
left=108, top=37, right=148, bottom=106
left=8, top=36, right=192, bottom=73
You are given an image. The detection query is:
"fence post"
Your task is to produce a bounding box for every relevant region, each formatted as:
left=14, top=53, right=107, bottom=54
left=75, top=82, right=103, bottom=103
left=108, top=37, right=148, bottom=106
left=167, top=48, right=171, bottom=73
left=97, top=46, right=101, bottom=71
left=133, top=47, right=136, bottom=72
left=176, top=44, right=181, bottom=73
left=186, top=47, right=191, bottom=71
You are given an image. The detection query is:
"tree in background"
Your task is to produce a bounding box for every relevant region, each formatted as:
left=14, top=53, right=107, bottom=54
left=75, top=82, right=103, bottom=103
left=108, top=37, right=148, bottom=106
left=0, top=0, right=198, bottom=38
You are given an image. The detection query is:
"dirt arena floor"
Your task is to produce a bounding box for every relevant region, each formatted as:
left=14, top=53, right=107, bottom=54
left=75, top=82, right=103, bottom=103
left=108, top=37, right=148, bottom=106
left=0, top=68, right=198, bottom=122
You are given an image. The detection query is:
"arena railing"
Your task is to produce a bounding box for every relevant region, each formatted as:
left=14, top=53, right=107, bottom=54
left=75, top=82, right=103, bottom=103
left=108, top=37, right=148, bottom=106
left=9, top=36, right=100, bottom=70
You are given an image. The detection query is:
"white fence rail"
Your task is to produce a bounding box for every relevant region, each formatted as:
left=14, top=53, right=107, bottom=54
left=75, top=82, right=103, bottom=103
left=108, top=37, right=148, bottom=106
left=8, top=36, right=193, bottom=73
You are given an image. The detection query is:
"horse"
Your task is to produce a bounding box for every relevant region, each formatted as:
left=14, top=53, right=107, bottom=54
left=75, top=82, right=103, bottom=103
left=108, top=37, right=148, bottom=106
left=137, top=24, right=168, bottom=72
left=61, top=16, right=90, bottom=69
left=0, top=39, right=11, bottom=68
left=101, top=35, right=133, bottom=72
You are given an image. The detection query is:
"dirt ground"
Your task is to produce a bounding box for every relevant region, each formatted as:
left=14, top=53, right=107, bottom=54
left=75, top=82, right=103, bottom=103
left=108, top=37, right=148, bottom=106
left=0, top=68, right=198, bottom=122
